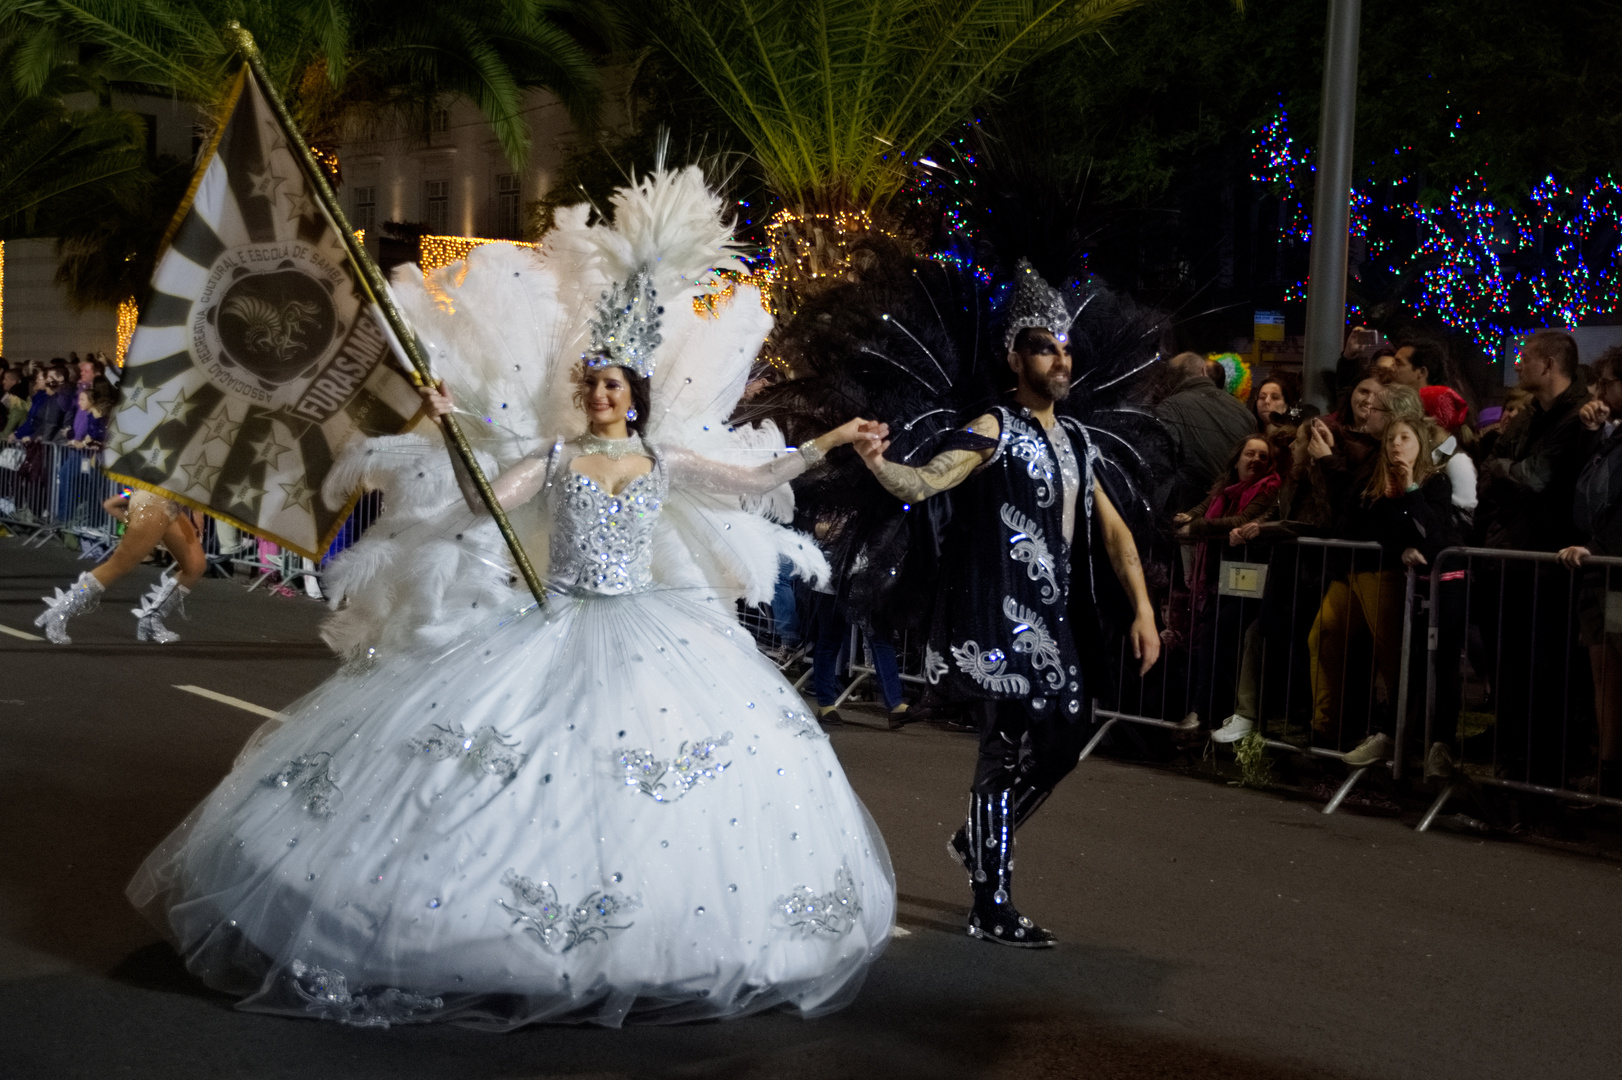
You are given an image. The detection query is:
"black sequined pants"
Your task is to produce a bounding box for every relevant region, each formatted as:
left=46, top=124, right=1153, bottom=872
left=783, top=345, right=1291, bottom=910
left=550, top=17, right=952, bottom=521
left=969, top=695, right=1089, bottom=806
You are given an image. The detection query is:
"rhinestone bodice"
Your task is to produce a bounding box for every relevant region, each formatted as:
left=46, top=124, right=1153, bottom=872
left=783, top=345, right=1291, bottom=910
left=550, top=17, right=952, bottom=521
left=547, top=458, right=665, bottom=596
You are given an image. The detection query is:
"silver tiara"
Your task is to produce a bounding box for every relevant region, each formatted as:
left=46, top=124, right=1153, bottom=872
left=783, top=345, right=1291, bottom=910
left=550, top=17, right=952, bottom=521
left=1002, top=258, right=1072, bottom=352
left=585, top=268, right=663, bottom=378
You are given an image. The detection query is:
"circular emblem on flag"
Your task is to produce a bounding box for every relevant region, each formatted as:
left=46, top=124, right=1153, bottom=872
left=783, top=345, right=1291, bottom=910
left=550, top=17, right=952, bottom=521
left=193, top=243, right=348, bottom=404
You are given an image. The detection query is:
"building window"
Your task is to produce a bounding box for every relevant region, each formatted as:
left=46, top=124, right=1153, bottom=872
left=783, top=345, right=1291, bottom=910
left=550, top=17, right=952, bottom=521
left=352, top=186, right=376, bottom=232
left=424, top=179, right=449, bottom=234
left=430, top=107, right=451, bottom=134
left=496, top=174, right=521, bottom=239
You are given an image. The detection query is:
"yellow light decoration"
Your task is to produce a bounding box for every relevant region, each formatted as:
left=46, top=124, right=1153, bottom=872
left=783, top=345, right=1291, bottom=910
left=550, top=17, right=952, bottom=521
left=692, top=267, right=772, bottom=318
left=115, top=297, right=138, bottom=365
left=417, top=235, right=537, bottom=275
left=353, top=229, right=365, bottom=244
left=0, top=240, right=5, bottom=356
left=310, top=146, right=341, bottom=183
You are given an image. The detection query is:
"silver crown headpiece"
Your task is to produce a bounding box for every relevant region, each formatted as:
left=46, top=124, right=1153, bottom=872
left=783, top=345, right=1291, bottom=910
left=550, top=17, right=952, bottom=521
left=585, top=267, right=664, bottom=379
left=1002, top=258, right=1073, bottom=353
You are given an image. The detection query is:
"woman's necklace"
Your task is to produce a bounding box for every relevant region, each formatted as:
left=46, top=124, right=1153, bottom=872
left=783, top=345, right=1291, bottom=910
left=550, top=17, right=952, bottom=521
left=577, top=430, right=647, bottom=460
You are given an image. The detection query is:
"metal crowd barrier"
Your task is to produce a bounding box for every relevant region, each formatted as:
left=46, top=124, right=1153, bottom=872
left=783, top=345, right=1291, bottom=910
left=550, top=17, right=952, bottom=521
left=1418, top=546, right=1622, bottom=829
left=0, top=441, right=122, bottom=554
left=1096, top=537, right=1422, bottom=815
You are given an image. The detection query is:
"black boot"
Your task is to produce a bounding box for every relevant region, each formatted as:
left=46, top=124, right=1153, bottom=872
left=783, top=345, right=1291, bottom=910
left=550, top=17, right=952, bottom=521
left=965, top=790, right=1055, bottom=948
left=948, top=778, right=1051, bottom=879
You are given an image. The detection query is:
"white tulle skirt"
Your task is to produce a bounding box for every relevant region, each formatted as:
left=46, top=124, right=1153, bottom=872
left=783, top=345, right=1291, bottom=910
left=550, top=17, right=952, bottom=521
left=128, top=587, right=895, bottom=1028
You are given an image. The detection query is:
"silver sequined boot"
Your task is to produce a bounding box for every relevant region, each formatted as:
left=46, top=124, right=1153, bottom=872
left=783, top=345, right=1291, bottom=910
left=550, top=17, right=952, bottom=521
left=966, top=790, right=1056, bottom=949
left=132, top=572, right=189, bottom=643
left=35, top=571, right=105, bottom=644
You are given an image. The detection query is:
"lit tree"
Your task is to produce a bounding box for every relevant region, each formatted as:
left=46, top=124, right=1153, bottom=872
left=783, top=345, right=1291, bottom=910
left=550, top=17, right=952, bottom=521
left=638, top=0, right=1147, bottom=300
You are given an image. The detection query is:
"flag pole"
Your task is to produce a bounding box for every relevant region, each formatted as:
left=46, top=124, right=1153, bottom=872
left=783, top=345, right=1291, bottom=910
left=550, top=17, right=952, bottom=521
left=221, top=22, right=548, bottom=609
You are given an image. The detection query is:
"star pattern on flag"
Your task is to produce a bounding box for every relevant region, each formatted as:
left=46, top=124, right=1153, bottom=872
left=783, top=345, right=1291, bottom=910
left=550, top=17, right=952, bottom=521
left=139, top=443, right=174, bottom=473
left=247, top=167, right=286, bottom=201
left=104, top=420, right=141, bottom=457
left=282, top=188, right=316, bottom=222
left=278, top=474, right=317, bottom=514
left=250, top=424, right=296, bottom=469
left=226, top=476, right=262, bottom=510
left=175, top=456, right=215, bottom=496
left=200, top=410, right=241, bottom=452
left=120, top=381, right=159, bottom=413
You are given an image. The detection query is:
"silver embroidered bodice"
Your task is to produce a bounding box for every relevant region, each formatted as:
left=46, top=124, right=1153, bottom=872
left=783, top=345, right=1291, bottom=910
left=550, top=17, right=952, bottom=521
left=546, top=452, right=666, bottom=596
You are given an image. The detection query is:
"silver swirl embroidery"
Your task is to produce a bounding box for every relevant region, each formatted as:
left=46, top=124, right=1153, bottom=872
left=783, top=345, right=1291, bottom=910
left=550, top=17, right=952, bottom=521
left=1003, top=597, right=1065, bottom=691
left=287, top=960, right=443, bottom=1028
left=779, top=707, right=828, bottom=740
left=405, top=723, right=524, bottom=782
left=498, top=870, right=640, bottom=953
left=923, top=644, right=949, bottom=685
left=1000, top=503, right=1059, bottom=604
left=774, top=865, right=862, bottom=937
left=950, top=640, right=1031, bottom=695
left=264, top=753, right=341, bottom=817
left=615, top=732, right=733, bottom=802
left=1007, top=429, right=1056, bottom=508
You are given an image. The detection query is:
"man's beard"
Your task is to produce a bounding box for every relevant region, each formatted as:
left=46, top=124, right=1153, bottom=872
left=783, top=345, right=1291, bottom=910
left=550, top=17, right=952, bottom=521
left=1027, top=368, right=1072, bottom=403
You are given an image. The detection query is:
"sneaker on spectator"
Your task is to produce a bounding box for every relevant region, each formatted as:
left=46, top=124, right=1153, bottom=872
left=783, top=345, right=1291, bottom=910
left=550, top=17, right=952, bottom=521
left=1172, top=711, right=1201, bottom=732
left=1211, top=715, right=1254, bottom=744
left=1424, top=741, right=1455, bottom=781
left=1342, top=733, right=1394, bottom=767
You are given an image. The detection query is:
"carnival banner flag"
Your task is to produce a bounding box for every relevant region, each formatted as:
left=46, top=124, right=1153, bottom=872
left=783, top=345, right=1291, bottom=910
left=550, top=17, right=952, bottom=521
left=104, top=66, right=422, bottom=558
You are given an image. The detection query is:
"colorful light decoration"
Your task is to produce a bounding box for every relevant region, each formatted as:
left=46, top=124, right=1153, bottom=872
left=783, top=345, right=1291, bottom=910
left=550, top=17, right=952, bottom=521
left=114, top=297, right=137, bottom=365
left=1251, top=107, right=1622, bottom=351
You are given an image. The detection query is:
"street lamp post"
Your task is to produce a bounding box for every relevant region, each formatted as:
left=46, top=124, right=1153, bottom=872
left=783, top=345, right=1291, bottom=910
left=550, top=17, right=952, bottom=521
left=1301, top=0, right=1362, bottom=409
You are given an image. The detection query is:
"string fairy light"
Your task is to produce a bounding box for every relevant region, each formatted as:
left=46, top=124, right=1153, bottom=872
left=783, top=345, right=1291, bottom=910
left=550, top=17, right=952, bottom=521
left=114, top=297, right=138, bottom=365
left=417, top=234, right=538, bottom=274
left=1251, top=107, right=1622, bottom=351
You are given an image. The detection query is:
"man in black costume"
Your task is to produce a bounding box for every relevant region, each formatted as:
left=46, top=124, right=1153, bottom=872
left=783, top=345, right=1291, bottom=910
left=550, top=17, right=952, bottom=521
left=855, top=261, right=1160, bottom=947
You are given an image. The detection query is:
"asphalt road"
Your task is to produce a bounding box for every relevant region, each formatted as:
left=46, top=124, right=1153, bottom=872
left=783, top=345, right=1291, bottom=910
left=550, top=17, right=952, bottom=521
left=2, top=536, right=1620, bottom=1080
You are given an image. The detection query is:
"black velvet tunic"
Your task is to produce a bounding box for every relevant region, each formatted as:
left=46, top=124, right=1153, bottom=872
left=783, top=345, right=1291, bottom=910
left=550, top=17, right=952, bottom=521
left=924, top=406, right=1090, bottom=718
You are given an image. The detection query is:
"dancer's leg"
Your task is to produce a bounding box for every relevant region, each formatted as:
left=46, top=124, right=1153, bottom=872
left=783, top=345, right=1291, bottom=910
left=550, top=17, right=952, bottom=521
left=963, top=699, right=1055, bottom=947
left=131, top=510, right=204, bottom=643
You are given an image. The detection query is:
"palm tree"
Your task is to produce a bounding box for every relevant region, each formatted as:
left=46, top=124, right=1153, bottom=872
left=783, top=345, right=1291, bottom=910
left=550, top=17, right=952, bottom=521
left=637, top=0, right=1148, bottom=297
left=0, top=0, right=619, bottom=168
left=0, top=61, right=149, bottom=236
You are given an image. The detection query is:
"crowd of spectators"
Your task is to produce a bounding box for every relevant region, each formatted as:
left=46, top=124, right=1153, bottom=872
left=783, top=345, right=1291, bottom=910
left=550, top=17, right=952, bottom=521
left=1156, top=326, right=1622, bottom=805
left=1, top=353, right=120, bottom=448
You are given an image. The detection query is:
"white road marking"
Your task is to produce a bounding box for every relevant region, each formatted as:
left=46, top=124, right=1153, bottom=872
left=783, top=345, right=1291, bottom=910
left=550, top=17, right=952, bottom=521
left=0, top=624, right=45, bottom=641
left=173, top=684, right=282, bottom=719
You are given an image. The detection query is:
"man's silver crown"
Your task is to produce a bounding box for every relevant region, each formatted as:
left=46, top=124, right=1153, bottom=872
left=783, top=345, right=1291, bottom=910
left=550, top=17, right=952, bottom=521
left=586, top=268, right=663, bottom=378
left=1003, top=258, right=1072, bottom=353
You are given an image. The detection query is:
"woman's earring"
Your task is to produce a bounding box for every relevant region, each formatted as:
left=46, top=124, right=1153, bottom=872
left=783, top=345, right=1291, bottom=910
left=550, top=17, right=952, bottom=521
left=626, top=407, right=638, bottom=422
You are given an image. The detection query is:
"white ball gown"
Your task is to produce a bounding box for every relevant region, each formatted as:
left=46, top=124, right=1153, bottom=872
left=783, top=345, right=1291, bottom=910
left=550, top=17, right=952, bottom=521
left=128, top=436, right=896, bottom=1028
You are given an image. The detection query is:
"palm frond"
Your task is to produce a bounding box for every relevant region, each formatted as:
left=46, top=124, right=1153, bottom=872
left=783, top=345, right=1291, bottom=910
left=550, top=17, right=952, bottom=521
left=641, top=0, right=1146, bottom=210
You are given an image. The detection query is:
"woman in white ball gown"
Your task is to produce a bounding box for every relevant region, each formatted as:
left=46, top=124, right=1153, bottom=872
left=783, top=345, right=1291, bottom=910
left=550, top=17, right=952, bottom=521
left=128, top=166, right=896, bottom=1028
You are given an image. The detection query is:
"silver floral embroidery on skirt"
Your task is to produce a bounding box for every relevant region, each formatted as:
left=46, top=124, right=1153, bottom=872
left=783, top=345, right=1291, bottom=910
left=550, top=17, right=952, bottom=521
left=615, top=732, right=733, bottom=801
left=774, top=865, right=863, bottom=937
left=498, top=870, right=640, bottom=953
left=264, top=753, right=342, bottom=817
left=779, top=707, right=827, bottom=740
left=923, top=644, right=949, bottom=685
left=950, top=640, right=1031, bottom=695
left=405, top=722, right=525, bottom=782
left=287, top=959, right=443, bottom=1027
